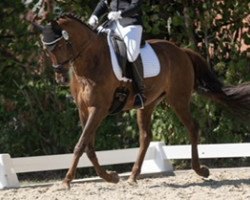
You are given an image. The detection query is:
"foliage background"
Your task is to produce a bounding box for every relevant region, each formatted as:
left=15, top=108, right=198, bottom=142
left=0, top=0, right=249, bottom=170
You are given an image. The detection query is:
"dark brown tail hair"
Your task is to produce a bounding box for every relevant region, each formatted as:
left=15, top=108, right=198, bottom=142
left=183, top=48, right=250, bottom=121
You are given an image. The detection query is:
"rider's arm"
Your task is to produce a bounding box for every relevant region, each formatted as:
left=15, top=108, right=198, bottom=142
left=92, top=0, right=109, bottom=18
left=120, top=0, right=143, bottom=18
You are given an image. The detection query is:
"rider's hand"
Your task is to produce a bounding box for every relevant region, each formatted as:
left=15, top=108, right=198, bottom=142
left=107, top=11, right=122, bottom=21
left=88, top=15, right=98, bottom=27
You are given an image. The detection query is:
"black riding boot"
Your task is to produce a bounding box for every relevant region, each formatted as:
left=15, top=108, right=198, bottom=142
left=131, top=55, right=146, bottom=109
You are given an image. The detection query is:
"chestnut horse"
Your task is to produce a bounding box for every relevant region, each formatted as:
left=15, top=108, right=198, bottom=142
left=34, top=14, right=250, bottom=189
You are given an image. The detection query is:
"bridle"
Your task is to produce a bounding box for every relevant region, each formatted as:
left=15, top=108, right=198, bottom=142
left=41, top=30, right=92, bottom=74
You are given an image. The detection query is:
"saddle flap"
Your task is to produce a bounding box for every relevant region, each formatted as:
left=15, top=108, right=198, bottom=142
left=110, top=35, right=127, bottom=77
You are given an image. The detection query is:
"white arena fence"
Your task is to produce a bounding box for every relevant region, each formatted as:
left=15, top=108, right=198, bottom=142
left=1, top=142, right=250, bottom=189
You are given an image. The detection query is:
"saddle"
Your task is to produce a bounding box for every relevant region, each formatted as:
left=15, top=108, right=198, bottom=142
left=110, top=34, right=146, bottom=80
left=108, top=33, right=160, bottom=114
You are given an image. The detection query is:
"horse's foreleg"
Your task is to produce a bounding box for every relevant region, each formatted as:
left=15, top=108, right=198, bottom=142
left=128, top=104, right=155, bottom=183
left=85, top=140, right=119, bottom=183
left=62, top=107, right=107, bottom=189
left=173, top=105, right=210, bottom=178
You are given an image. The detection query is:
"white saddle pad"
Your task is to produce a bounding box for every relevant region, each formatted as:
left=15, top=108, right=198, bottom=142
left=107, top=31, right=160, bottom=82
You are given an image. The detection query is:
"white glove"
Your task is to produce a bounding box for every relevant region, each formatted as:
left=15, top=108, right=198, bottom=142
left=108, top=11, right=122, bottom=21
left=88, top=15, right=98, bottom=27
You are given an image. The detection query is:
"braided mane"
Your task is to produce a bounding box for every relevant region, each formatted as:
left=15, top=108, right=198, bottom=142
left=58, top=13, right=86, bottom=26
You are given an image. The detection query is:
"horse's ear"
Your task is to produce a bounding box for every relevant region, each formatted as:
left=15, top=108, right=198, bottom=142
left=31, top=22, right=44, bottom=33
left=50, top=20, right=62, bottom=35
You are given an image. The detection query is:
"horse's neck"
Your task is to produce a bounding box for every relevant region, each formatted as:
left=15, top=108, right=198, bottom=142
left=59, top=17, right=112, bottom=84
left=70, top=25, right=111, bottom=83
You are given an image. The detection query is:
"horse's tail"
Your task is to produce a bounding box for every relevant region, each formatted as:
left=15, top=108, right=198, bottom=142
left=183, top=48, right=250, bottom=120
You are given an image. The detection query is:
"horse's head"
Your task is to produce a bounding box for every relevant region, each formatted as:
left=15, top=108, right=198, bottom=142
left=33, top=14, right=96, bottom=85
left=33, top=19, right=76, bottom=85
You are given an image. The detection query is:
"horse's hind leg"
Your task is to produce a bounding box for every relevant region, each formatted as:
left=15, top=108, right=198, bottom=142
left=171, top=102, right=210, bottom=178
left=128, top=103, right=156, bottom=183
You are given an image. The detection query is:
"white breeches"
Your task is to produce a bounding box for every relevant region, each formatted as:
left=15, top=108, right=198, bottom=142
left=109, top=21, right=143, bottom=62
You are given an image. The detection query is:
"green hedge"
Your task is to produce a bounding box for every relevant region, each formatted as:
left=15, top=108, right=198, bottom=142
left=0, top=0, right=249, bottom=158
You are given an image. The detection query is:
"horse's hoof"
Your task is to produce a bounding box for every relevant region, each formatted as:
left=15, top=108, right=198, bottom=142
left=127, top=177, right=137, bottom=185
left=107, top=171, right=119, bottom=183
left=195, top=165, right=210, bottom=178
left=62, top=179, right=71, bottom=190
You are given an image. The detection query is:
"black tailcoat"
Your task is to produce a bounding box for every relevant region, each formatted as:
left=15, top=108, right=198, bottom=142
left=92, top=0, right=143, bottom=27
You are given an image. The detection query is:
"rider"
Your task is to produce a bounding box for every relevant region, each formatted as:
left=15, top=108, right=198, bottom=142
left=88, top=0, right=146, bottom=108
